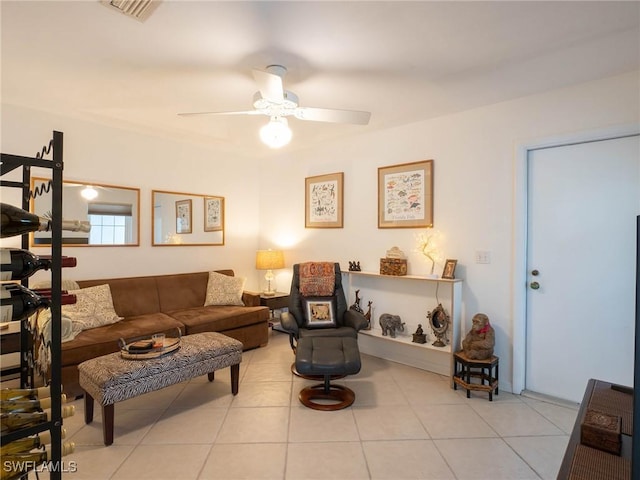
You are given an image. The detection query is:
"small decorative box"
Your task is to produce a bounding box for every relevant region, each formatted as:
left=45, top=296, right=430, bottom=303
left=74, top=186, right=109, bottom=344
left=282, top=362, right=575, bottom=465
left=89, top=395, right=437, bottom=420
left=380, top=258, right=407, bottom=276
left=580, top=409, right=622, bottom=455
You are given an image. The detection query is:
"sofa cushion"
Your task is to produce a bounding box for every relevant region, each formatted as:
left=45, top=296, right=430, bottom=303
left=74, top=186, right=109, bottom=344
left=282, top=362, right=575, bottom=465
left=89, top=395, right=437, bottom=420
left=156, top=271, right=209, bottom=312
left=167, top=305, right=269, bottom=335
left=78, top=276, right=161, bottom=318
left=204, top=272, right=246, bottom=306
left=61, top=313, right=185, bottom=367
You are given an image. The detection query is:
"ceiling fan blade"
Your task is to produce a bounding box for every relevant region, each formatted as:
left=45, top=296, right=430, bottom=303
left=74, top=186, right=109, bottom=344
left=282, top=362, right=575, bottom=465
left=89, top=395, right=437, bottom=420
left=178, top=110, right=262, bottom=117
left=295, top=107, right=371, bottom=125
left=253, top=68, right=284, bottom=103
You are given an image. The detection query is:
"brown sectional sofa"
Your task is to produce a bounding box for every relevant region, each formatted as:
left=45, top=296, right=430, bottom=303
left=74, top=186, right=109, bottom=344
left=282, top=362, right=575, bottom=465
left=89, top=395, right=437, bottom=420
left=61, top=270, right=269, bottom=397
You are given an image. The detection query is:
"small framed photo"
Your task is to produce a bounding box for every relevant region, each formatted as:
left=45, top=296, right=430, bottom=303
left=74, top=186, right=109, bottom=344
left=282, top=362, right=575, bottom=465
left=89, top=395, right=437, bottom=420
left=378, top=160, right=434, bottom=228
left=442, top=259, right=457, bottom=279
left=175, top=199, right=192, bottom=234
left=204, top=196, right=224, bottom=232
left=304, top=299, right=336, bottom=328
left=305, top=172, right=344, bottom=228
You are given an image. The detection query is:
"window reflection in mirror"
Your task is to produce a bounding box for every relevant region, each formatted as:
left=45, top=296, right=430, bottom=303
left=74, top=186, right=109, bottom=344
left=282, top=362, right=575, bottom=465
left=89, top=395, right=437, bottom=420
left=152, top=190, right=224, bottom=246
left=30, top=177, right=140, bottom=247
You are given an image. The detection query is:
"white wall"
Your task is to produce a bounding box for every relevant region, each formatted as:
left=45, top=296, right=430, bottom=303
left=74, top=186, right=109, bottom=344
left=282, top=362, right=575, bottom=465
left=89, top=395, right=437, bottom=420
left=0, top=105, right=263, bottom=289
left=2, top=71, right=638, bottom=392
left=258, top=70, right=640, bottom=392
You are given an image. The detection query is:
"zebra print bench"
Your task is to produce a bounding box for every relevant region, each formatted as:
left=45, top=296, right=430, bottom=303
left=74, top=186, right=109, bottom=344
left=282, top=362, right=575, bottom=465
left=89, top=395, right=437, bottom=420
left=78, top=332, right=242, bottom=445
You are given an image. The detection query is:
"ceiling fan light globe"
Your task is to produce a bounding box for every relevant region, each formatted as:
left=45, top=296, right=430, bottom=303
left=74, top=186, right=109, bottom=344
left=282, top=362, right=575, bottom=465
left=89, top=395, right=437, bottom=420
left=260, top=117, right=292, bottom=148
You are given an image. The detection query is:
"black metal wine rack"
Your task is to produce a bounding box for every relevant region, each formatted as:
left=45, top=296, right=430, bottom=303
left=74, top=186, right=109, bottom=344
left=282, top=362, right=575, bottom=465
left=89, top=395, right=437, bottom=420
left=1, top=131, right=65, bottom=479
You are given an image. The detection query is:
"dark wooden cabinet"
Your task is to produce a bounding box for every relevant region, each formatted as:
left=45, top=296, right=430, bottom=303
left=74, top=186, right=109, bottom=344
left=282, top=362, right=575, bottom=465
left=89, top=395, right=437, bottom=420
left=557, top=378, right=632, bottom=480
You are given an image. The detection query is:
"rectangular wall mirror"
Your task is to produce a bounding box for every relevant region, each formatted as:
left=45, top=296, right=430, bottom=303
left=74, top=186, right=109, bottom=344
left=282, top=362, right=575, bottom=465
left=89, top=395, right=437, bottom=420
left=152, top=190, right=225, bottom=246
left=30, top=177, right=140, bottom=247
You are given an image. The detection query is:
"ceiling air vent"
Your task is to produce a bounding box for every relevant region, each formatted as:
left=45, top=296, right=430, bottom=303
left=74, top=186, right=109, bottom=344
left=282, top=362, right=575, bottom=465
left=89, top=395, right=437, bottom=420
left=100, top=0, right=161, bottom=22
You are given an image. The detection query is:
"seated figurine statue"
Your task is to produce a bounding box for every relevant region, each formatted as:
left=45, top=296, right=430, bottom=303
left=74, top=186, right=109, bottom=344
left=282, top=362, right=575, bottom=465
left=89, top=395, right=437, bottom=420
left=462, top=313, right=495, bottom=360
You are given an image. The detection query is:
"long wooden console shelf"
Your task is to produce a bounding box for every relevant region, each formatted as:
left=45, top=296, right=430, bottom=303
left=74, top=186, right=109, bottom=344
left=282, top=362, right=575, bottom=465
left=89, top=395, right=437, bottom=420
left=341, top=271, right=462, bottom=380
left=557, top=378, right=632, bottom=480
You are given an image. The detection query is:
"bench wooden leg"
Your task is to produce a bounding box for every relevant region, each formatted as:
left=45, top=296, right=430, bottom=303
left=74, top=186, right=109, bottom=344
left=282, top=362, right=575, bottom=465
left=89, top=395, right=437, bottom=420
left=207, top=372, right=215, bottom=382
left=231, top=363, right=239, bottom=395
left=102, top=404, right=114, bottom=446
left=84, top=392, right=94, bottom=424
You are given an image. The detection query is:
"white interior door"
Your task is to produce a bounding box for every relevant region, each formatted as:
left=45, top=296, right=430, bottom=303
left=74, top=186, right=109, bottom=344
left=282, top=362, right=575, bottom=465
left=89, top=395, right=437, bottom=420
left=526, top=135, right=639, bottom=403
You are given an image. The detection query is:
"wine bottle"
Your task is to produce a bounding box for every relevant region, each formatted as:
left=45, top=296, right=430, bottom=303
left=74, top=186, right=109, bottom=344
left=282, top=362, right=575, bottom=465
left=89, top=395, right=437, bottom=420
left=0, top=405, right=75, bottom=433
left=0, top=386, right=51, bottom=402
left=0, top=248, right=77, bottom=281
left=29, top=289, right=77, bottom=306
left=1, top=394, right=67, bottom=413
left=0, top=427, right=66, bottom=455
left=0, top=441, right=75, bottom=480
left=0, top=284, right=49, bottom=322
left=0, top=203, right=91, bottom=239
left=0, top=203, right=49, bottom=238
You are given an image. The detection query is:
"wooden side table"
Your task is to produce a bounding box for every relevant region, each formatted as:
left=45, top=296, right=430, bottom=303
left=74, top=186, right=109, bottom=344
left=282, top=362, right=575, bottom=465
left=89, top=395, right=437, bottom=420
left=260, top=292, right=290, bottom=332
left=453, top=351, right=499, bottom=401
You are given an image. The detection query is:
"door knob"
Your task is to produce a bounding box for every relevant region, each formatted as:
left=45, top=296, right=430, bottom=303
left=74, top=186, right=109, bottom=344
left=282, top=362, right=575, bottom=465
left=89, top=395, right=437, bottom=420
left=530, top=281, right=540, bottom=290
left=531, top=269, right=539, bottom=276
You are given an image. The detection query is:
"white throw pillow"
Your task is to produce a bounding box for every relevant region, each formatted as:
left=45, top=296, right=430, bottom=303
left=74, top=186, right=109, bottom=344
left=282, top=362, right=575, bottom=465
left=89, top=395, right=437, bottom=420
left=204, top=272, right=246, bottom=306
left=63, top=284, right=122, bottom=331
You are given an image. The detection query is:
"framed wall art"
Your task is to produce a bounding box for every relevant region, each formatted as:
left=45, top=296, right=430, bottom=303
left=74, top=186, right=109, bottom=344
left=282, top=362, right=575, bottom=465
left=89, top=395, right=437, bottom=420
left=204, top=196, right=224, bottom=232
left=175, top=199, right=192, bottom=234
left=305, top=172, right=344, bottom=228
left=378, top=160, right=433, bottom=228
left=442, top=259, right=457, bottom=279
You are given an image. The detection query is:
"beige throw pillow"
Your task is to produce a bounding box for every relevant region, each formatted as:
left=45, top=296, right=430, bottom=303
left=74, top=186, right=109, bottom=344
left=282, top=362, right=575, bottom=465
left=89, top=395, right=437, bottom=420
left=63, top=284, right=122, bottom=331
left=204, top=272, right=246, bottom=306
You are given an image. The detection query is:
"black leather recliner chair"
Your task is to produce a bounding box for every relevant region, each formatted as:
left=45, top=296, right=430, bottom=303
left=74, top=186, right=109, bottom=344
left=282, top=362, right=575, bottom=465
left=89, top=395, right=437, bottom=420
left=280, top=262, right=369, bottom=353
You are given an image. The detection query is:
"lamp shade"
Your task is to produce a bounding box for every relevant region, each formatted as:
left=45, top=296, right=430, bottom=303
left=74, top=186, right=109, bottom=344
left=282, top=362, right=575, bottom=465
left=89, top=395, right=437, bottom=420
left=255, top=250, right=285, bottom=270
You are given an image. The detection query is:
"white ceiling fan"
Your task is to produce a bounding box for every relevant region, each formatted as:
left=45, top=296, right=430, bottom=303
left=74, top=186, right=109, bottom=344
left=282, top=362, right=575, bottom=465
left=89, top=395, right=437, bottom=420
left=178, top=65, right=371, bottom=148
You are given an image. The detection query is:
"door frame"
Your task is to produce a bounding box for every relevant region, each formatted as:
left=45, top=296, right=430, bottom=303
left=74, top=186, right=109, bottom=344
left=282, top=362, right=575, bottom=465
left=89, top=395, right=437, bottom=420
left=511, top=123, right=640, bottom=395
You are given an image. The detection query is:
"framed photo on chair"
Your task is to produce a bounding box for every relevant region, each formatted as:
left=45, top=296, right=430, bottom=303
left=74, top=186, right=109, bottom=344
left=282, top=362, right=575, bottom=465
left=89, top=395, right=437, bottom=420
left=303, top=298, right=337, bottom=328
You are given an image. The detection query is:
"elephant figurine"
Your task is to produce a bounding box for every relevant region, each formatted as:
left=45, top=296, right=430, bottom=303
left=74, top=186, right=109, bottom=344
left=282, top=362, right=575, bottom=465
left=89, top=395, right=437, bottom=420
left=379, top=313, right=405, bottom=338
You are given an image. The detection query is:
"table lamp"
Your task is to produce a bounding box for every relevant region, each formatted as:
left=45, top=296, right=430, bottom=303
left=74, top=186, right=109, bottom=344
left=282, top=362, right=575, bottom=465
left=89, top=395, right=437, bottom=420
left=255, top=249, right=285, bottom=296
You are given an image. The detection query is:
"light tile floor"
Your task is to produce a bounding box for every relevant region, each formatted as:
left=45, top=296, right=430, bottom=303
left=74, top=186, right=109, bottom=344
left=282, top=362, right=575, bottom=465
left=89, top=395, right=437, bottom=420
left=55, top=330, right=577, bottom=479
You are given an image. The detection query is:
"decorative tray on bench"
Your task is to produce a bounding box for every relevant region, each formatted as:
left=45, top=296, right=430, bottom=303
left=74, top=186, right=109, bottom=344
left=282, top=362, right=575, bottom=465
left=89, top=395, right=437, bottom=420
left=120, top=336, right=181, bottom=360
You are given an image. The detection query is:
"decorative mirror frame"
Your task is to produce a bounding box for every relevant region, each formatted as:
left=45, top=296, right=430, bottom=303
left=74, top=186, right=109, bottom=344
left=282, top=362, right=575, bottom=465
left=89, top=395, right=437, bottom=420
left=30, top=177, right=140, bottom=247
left=427, top=303, right=450, bottom=348
left=152, top=189, right=225, bottom=246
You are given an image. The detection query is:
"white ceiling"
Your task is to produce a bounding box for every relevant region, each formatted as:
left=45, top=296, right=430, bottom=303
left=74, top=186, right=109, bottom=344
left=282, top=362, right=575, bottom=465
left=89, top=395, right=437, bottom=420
left=2, top=1, right=639, bottom=158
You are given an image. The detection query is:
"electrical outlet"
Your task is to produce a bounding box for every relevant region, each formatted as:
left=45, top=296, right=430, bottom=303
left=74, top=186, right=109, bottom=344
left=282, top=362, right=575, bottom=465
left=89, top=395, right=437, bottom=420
left=475, top=251, right=491, bottom=264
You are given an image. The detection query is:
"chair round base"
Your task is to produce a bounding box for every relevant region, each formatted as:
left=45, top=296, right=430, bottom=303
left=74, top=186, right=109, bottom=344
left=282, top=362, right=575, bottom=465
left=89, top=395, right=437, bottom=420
left=290, top=362, right=345, bottom=381
left=298, top=384, right=355, bottom=411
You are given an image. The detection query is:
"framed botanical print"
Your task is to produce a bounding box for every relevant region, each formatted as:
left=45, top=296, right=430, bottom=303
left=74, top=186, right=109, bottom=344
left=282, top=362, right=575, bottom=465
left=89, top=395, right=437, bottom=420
left=175, top=199, right=192, bottom=234
left=305, top=172, right=344, bottom=228
left=378, top=160, right=433, bottom=228
left=204, top=196, right=224, bottom=232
